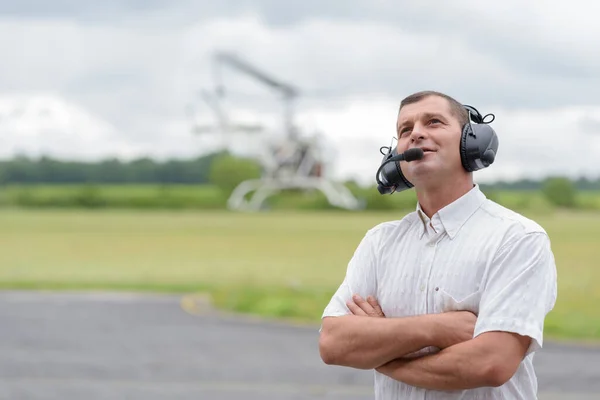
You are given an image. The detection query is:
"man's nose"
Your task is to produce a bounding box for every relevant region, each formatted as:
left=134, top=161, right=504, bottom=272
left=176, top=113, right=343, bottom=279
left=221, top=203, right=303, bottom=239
left=409, top=123, right=426, bottom=142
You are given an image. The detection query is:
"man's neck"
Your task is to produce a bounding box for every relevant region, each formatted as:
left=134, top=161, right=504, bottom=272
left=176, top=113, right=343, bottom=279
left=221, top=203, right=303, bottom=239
left=415, top=178, right=475, bottom=219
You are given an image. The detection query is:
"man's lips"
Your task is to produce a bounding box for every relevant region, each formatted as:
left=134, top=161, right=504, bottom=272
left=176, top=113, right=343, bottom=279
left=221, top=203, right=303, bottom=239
left=410, top=147, right=436, bottom=154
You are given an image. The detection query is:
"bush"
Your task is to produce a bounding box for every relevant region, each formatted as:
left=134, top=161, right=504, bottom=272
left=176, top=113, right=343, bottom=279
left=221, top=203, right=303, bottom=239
left=208, top=155, right=262, bottom=195
left=3, top=184, right=227, bottom=210
left=1, top=183, right=596, bottom=213
left=542, top=177, right=577, bottom=208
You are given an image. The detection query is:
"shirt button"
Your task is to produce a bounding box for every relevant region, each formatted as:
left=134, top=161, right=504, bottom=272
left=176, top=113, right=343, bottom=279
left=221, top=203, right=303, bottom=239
left=420, top=285, right=425, bottom=291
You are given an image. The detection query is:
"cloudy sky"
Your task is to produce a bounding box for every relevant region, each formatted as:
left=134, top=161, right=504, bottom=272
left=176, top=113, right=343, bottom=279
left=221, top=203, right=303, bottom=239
left=1, top=0, right=599, bottom=185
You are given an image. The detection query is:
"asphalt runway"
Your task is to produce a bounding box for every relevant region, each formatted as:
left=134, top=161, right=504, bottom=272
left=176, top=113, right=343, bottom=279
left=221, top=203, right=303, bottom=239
left=0, top=291, right=598, bottom=400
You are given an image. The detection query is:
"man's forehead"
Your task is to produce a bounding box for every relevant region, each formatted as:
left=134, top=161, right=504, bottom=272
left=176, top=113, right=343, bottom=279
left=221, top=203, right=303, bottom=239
left=397, top=98, right=452, bottom=123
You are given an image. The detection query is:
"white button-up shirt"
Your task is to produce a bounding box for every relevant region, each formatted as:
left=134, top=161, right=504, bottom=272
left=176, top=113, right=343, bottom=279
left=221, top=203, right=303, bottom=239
left=322, top=184, right=558, bottom=399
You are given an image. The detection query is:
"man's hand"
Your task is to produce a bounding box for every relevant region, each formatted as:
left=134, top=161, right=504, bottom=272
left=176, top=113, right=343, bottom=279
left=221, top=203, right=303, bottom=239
left=347, top=294, right=385, bottom=317
left=432, top=311, right=477, bottom=349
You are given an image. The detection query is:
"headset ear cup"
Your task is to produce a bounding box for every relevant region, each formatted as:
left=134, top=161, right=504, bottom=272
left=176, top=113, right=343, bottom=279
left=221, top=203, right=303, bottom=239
left=461, top=123, right=499, bottom=172
left=482, top=148, right=496, bottom=165
left=376, top=147, right=414, bottom=194
left=395, top=161, right=414, bottom=190
left=460, top=123, right=473, bottom=172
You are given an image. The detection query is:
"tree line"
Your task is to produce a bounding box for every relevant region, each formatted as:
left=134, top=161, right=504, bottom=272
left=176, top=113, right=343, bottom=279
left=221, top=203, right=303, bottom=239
left=1, top=153, right=599, bottom=191
left=0, top=154, right=222, bottom=185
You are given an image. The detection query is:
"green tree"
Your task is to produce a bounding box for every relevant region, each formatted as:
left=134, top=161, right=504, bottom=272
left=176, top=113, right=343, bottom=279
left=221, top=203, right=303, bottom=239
left=208, top=154, right=262, bottom=195
left=542, top=177, right=577, bottom=208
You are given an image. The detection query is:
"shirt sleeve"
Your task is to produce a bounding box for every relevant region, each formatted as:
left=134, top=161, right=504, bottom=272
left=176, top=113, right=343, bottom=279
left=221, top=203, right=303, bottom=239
left=320, top=226, right=380, bottom=321
left=473, top=231, right=558, bottom=356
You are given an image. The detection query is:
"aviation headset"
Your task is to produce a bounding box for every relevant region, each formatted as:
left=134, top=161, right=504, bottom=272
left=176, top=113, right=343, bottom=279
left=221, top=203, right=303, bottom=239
left=376, top=104, right=499, bottom=194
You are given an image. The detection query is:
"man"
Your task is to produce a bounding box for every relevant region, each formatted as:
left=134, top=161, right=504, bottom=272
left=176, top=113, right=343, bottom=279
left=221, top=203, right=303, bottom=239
left=318, top=91, right=558, bottom=399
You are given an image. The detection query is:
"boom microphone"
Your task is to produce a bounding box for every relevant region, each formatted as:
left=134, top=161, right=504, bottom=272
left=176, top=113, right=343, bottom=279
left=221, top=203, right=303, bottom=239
left=388, top=147, right=424, bottom=163
left=375, top=147, right=424, bottom=194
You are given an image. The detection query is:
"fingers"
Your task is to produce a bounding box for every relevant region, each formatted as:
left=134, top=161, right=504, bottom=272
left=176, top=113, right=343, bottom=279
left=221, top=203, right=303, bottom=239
left=347, top=294, right=385, bottom=317
left=366, top=296, right=385, bottom=317
left=347, top=299, right=367, bottom=316
left=352, top=294, right=371, bottom=315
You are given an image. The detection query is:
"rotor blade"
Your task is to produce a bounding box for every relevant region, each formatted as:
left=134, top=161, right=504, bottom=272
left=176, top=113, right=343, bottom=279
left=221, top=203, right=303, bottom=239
left=214, top=51, right=299, bottom=99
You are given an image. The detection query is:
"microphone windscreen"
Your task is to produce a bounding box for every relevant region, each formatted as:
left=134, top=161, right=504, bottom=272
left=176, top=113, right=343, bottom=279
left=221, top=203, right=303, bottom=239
left=404, top=148, right=424, bottom=162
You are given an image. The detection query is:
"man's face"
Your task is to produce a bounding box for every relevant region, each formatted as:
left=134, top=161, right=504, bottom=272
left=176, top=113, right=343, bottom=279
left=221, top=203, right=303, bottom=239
left=395, top=95, right=465, bottom=185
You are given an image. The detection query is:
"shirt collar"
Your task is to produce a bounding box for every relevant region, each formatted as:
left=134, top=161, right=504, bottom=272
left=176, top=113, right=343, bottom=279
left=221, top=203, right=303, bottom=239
left=416, top=205, right=444, bottom=238
left=415, top=184, right=487, bottom=240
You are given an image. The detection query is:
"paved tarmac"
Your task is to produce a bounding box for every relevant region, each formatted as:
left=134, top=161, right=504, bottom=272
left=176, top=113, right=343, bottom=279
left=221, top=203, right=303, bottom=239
left=0, top=291, right=598, bottom=400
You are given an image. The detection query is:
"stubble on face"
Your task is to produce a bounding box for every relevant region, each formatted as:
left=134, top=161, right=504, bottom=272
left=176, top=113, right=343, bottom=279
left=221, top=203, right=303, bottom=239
left=395, top=96, right=465, bottom=185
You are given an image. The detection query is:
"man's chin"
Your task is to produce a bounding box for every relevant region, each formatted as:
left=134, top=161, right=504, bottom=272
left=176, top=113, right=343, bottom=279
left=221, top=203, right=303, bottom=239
left=405, top=160, right=432, bottom=173
left=404, top=164, right=437, bottom=183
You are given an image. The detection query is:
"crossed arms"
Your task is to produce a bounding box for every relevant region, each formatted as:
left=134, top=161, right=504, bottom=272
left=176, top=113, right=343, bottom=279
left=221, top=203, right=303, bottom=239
left=318, top=295, right=531, bottom=390
left=319, top=231, right=556, bottom=391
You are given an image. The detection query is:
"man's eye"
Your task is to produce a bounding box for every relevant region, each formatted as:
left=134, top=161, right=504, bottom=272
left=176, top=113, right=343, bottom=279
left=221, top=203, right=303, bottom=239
left=429, top=119, right=441, bottom=124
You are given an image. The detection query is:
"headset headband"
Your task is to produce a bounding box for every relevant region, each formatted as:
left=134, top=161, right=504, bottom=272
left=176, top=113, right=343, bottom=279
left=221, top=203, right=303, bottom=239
left=463, top=105, right=495, bottom=125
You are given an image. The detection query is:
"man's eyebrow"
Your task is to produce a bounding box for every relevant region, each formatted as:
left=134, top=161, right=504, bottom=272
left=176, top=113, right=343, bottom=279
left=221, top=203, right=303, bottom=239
left=397, top=118, right=412, bottom=132
left=421, top=112, right=446, bottom=121
left=397, top=112, right=447, bottom=132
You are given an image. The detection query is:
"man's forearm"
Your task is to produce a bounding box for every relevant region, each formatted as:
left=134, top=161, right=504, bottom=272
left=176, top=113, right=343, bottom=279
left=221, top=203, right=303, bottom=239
left=319, top=314, right=437, bottom=369
left=375, top=339, right=500, bottom=390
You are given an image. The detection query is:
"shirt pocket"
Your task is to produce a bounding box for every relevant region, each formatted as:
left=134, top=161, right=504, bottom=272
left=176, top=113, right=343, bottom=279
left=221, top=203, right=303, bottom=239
left=434, top=287, right=482, bottom=315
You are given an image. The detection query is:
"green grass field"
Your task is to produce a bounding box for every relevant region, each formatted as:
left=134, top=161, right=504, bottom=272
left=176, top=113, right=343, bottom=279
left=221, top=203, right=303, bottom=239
left=2, top=184, right=600, bottom=212
left=1, top=208, right=599, bottom=342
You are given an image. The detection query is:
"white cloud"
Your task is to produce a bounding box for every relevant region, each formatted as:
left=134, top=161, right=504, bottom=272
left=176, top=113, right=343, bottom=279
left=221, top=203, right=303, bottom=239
left=0, top=3, right=598, bottom=184
left=0, top=94, right=137, bottom=160
left=294, top=99, right=600, bottom=186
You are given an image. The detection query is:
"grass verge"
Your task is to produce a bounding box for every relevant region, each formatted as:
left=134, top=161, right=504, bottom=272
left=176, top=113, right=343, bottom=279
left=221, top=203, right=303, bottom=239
left=0, top=209, right=599, bottom=343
